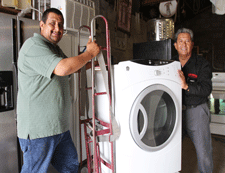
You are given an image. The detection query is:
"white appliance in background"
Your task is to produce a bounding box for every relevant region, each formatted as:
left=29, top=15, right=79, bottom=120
left=209, top=72, right=225, bottom=136
left=51, top=0, right=95, bottom=33
left=59, top=34, right=91, bottom=158
left=50, top=0, right=96, bottom=170
left=95, top=59, right=182, bottom=173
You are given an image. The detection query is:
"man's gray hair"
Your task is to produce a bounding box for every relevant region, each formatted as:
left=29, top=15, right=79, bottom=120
left=174, top=28, right=194, bottom=42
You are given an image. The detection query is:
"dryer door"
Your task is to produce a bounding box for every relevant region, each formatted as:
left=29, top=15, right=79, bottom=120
left=130, top=84, right=179, bottom=151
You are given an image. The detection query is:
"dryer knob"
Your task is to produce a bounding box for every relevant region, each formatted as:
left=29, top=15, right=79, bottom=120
left=154, top=70, right=161, bottom=76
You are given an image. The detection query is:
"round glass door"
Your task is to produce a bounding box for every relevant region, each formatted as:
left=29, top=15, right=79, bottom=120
left=130, top=84, right=178, bottom=151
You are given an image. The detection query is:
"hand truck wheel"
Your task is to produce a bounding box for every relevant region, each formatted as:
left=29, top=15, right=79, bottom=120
left=78, top=159, right=88, bottom=173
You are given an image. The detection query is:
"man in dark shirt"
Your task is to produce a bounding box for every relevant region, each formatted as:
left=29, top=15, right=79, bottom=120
left=174, top=28, right=213, bottom=173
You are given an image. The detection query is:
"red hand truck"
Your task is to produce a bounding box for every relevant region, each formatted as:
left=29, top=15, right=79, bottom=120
left=78, top=15, right=118, bottom=173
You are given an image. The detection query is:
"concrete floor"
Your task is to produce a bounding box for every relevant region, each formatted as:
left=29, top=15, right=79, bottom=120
left=181, top=134, right=225, bottom=173
left=48, top=134, right=225, bottom=173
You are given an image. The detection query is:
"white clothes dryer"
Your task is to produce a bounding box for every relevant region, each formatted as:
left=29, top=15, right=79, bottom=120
left=95, top=59, right=182, bottom=173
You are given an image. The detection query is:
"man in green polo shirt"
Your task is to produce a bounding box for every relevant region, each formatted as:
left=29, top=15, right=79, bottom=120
left=17, top=8, right=100, bottom=173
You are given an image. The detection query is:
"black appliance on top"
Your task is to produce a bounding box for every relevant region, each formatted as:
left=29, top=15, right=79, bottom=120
left=133, top=39, right=177, bottom=60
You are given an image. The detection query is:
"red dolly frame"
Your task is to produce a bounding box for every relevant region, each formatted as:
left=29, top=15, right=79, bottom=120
left=78, top=15, right=115, bottom=173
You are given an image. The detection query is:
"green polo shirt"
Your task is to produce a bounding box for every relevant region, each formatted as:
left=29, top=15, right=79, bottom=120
left=17, top=33, right=71, bottom=139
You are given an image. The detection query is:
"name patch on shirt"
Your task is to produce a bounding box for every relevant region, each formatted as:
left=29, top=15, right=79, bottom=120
left=188, top=73, right=198, bottom=83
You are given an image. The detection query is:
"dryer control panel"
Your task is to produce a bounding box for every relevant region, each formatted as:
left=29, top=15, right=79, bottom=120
left=131, top=59, right=176, bottom=66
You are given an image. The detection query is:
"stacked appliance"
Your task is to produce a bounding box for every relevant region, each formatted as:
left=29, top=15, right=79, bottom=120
left=129, top=18, right=181, bottom=173
left=133, top=18, right=176, bottom=61
left=95, top=18, right=181, bottom=173
left=133, top=39, right=176, bottom=60
left=102, top=18, right=181, bottom=173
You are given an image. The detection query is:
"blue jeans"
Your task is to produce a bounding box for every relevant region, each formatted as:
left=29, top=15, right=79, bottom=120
left=19, top=130, right=79, bottom=173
